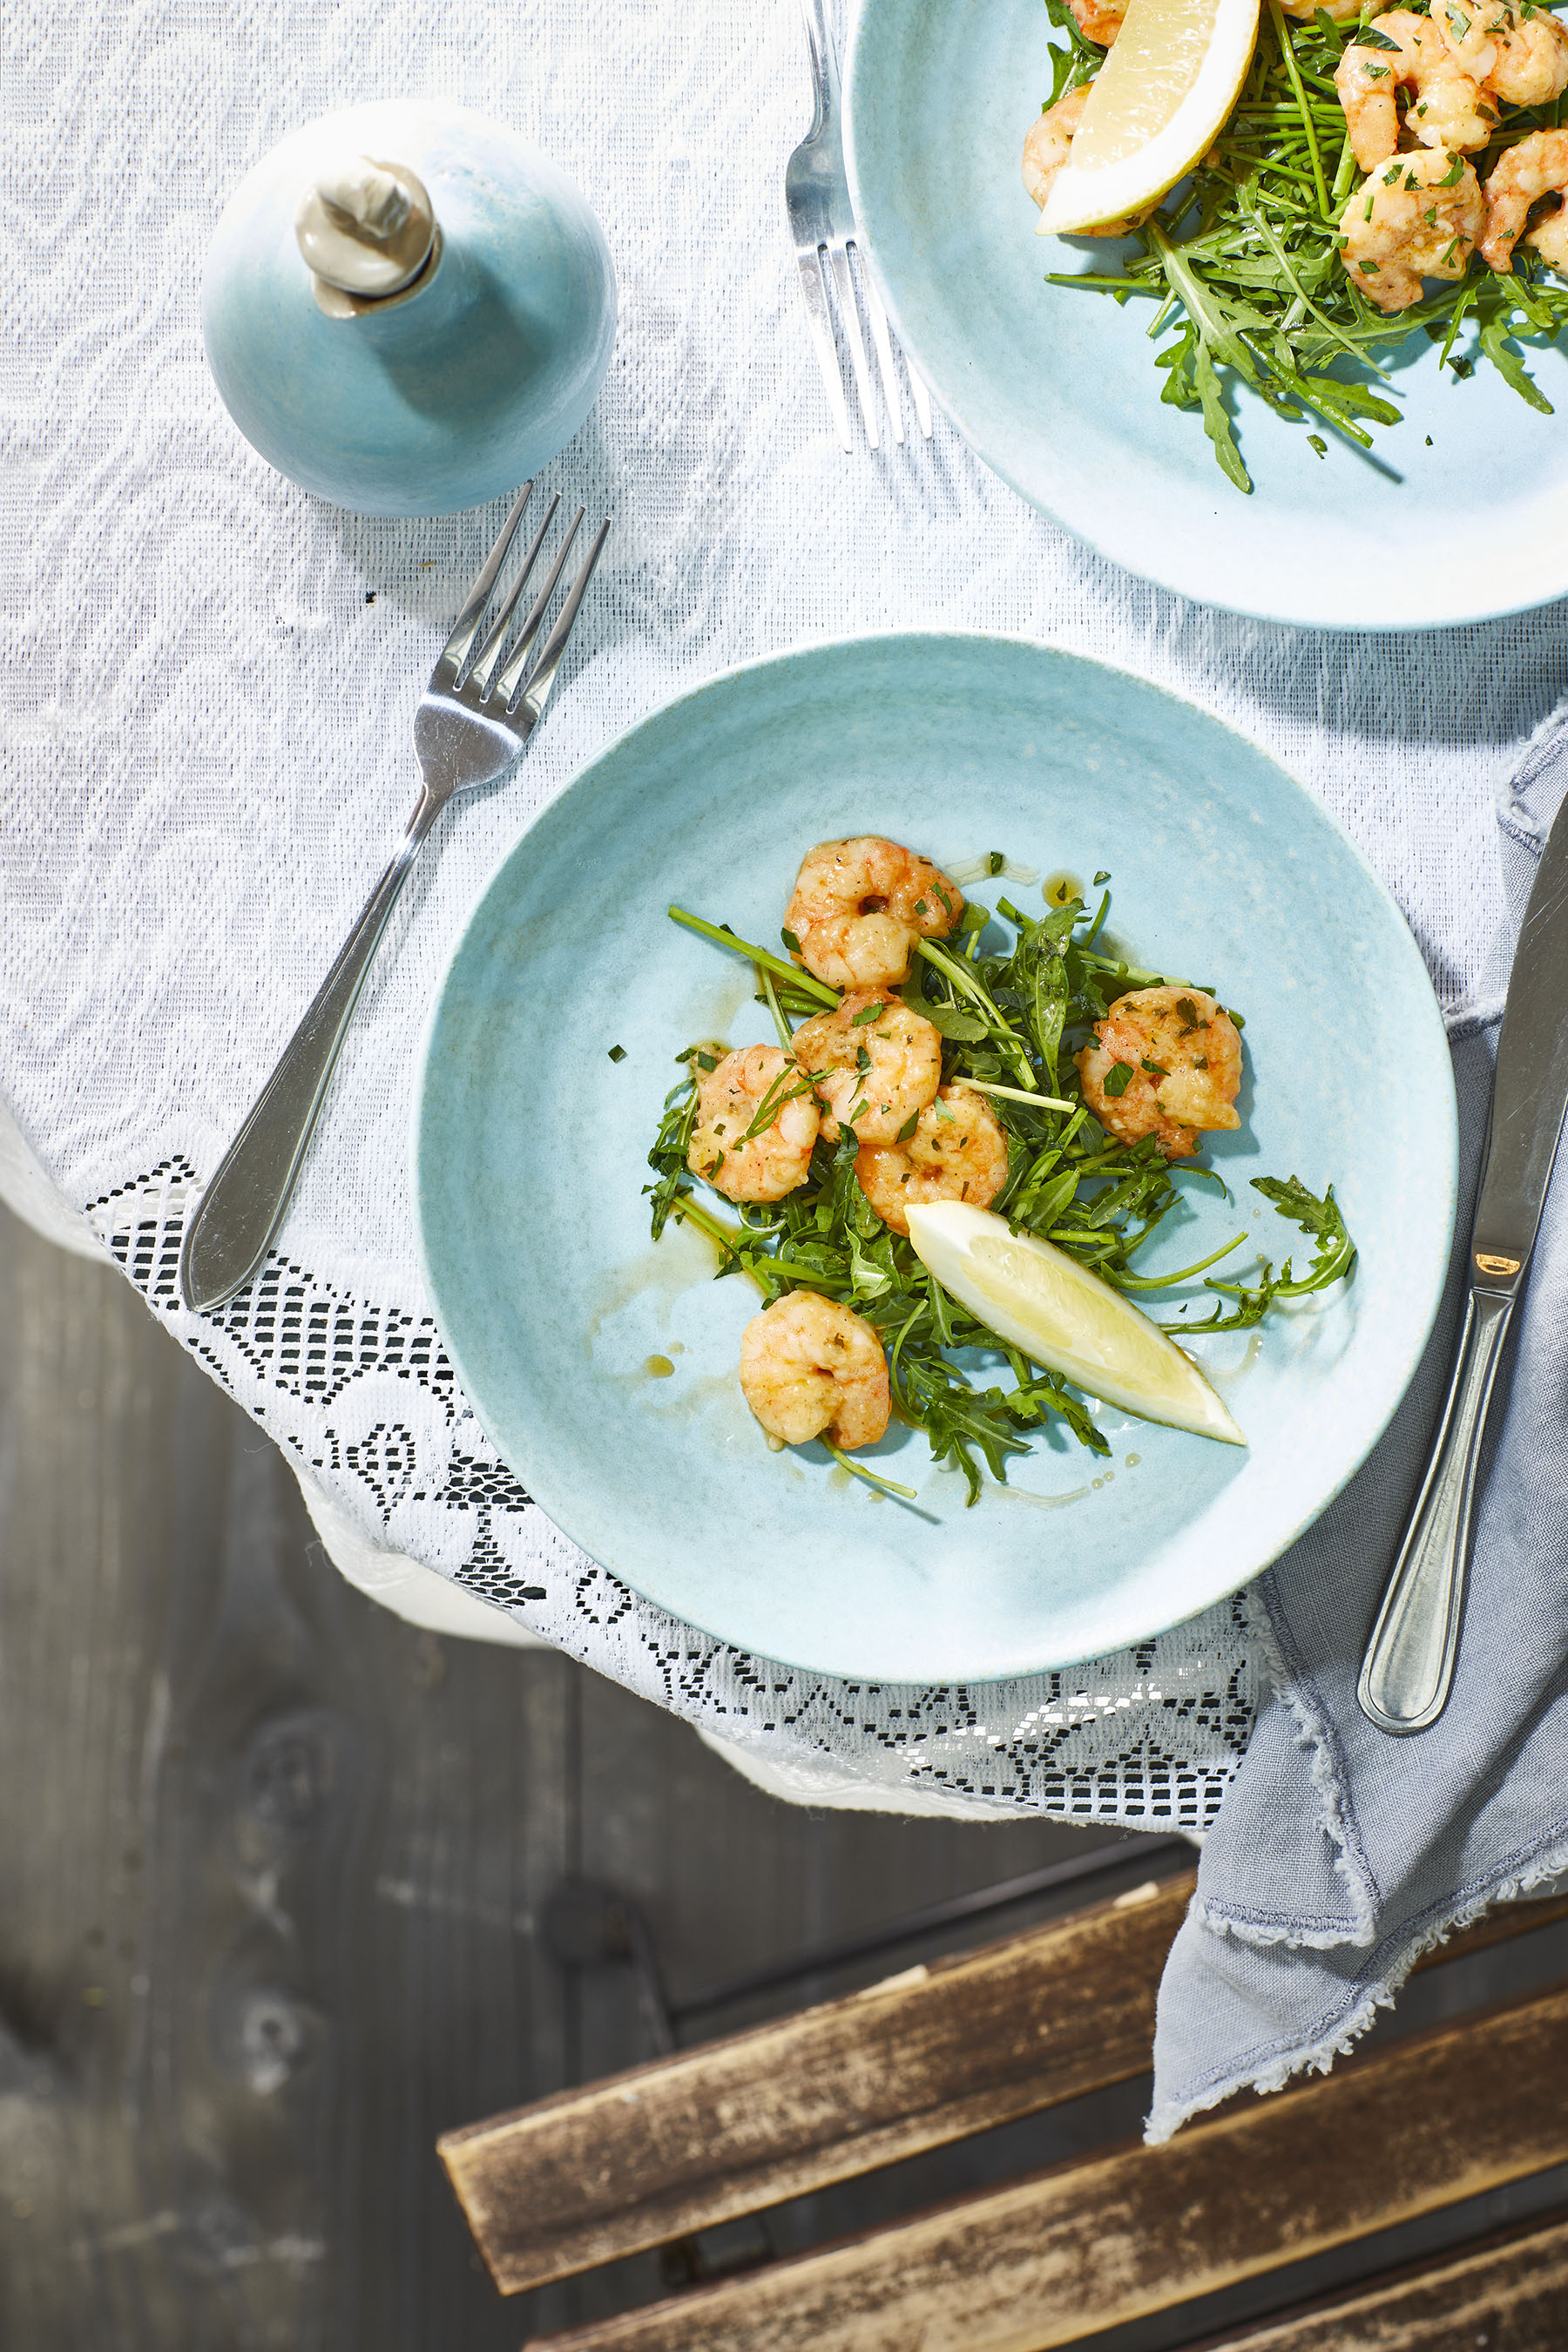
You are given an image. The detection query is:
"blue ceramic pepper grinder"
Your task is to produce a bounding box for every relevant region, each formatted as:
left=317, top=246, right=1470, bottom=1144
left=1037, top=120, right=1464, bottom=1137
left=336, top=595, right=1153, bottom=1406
left=203, top=100, right=616, bottom=516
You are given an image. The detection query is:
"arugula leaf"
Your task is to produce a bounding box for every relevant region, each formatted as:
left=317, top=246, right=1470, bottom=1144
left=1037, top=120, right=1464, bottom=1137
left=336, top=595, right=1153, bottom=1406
left=1196, top=308, right=1255, bottom=491
left=1041, top=0, right=1103, bottom=105
left=918, top=1000, right=991, bottom=1042
left=1006, top=906, right=1075, bottom=1081
left=644, top=1067, right=700, bottom=1242
left=1252, top=1174, right=1357, bottom=1292
left=1477, top=287, right=1555, bottom=415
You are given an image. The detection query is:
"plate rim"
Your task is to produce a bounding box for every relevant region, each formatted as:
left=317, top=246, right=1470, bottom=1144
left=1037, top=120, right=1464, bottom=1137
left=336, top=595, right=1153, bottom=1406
left=841, top=0, right=1568, bottom=632
left=412, top=626, right=1459, bottom=1679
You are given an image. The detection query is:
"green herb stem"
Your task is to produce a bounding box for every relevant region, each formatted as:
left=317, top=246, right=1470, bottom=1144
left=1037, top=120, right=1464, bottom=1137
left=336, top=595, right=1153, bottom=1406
left=1267, top=0, right=1328, bottom=218
left=759, top=964, right=793, bottom=1050
left=954, top=1077, right=1077, bottom=1112
left=824, top=1443, right=921, bottom=1502
left=1105, top=1230, right=1247, bottom=1290
left=668, top=906, right=839, bottom=1005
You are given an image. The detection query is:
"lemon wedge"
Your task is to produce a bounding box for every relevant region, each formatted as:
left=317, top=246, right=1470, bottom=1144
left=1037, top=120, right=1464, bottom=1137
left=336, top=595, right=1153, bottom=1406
left=1038, top=0, right=1260, bottom=235
left=905, top=1201, right=1244, bottom=1445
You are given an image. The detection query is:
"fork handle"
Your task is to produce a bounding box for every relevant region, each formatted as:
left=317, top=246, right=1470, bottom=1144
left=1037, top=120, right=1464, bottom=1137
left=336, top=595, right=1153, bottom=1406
left=798, top=0, right=838, bottom=125
left=179, top=787, right=442, bottom=1314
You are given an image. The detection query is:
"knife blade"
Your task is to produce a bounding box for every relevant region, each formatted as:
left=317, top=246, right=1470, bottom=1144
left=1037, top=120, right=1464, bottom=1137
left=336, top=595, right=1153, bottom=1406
left=1470, top=787, right=1568, bottom=1290
left=1358, top=781, right=1568, bottom=1735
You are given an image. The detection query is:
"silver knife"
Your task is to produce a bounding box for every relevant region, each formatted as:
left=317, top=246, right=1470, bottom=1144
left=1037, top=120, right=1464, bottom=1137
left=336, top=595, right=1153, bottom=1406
left=1358, top=784, right=1568, bottom=1735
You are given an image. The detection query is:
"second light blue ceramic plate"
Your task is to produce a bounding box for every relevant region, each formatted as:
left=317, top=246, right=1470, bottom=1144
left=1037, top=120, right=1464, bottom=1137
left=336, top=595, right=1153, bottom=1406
left=843, top=0, right=1568, bottom=628
left=415, top=634, right=1456, bottom=1680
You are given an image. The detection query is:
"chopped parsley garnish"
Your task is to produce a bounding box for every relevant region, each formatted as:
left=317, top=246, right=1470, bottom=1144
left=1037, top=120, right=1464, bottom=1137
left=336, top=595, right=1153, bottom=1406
left=608, top=1044, right=627, bottom=1063
left=1103, top=1060, right=1136, bottom=1098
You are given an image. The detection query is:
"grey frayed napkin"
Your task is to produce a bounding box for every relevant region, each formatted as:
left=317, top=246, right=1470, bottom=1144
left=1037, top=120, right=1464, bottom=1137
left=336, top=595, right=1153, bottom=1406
left=1149, top=705, right=1568, bottom=2145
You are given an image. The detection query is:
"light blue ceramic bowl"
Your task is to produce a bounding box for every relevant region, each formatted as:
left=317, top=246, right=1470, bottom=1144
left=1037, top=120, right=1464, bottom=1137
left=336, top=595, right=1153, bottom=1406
left=204, top=101, right=616, bottom=517
left=415, top=635, right=1456, bottom=1681
left=844, top=1, right=1568, bottom=629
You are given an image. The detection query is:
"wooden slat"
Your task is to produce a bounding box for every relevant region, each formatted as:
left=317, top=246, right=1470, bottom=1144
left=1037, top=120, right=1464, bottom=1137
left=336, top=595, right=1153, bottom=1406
left=522, top=1978, right=1568, bottom=2352
left=441, top=1869, right=1194, bottom=2291
left=439, top=1869, right=1568, bottom=2295
left=1189, top=2208, right=1568, bottom=2352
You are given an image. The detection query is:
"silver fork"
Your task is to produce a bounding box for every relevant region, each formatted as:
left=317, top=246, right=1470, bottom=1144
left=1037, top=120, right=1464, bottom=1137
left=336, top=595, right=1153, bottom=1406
left=785, top=0, right=933, bottom=452
left=179, top=484, right=611, bottom=1315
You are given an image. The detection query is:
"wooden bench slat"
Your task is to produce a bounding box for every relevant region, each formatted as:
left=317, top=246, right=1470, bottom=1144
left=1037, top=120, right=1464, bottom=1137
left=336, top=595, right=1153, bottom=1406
left=520, top=1977, right=1568, bottom=2352
left=440, top=1879, right=1568, bottom=2296
left=1186, top=2208, right=1568, bottom=2352
left=440, top=1870, right=1193, bottom=2292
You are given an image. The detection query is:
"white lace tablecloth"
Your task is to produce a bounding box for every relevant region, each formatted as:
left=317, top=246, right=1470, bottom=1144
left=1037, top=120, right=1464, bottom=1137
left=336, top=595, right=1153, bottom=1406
left=5, top=0, right=1565, bottom=1824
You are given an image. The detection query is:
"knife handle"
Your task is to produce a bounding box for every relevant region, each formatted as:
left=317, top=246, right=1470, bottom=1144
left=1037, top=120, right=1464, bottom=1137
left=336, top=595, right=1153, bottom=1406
left=1356, top=1288, right=1514, bottom=1735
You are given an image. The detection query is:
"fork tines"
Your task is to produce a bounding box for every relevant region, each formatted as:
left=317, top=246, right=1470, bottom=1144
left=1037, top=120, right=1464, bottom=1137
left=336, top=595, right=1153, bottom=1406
left=437, top=483, right=610, bottom=726
left=801, top=238, right=933, bottom=456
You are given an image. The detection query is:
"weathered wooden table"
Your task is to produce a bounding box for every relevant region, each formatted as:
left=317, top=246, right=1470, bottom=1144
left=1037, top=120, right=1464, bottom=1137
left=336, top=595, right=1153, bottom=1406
left=1, top=1202, right=1137, bottom=2348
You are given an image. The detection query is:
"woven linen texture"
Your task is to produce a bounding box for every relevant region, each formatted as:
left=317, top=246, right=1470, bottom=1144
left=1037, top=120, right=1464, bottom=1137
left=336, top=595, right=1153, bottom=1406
left=3, top=0, right=1565, bottom=1819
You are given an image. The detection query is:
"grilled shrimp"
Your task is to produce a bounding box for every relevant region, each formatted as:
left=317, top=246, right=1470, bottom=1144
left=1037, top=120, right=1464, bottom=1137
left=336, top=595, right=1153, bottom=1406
left=739, top=1292, right=891, bottom=1450
left=855, top=1085, right=1010, bottom=1238
left=1481, top=126, right=1568, bottom=271
left=1444, top=0, right=1568, bottom=105
left=1076, top=986, right=1242, bottom=1159
left=785, top=838, right=963, bottom=991
left=687, top=1044, right=819, bottom=1204
left=1337, top=147, right=1485, bottom=310
left=1023, top=88, right=1142, bottom=233
left=1024, top=87, right=1088, bottom=211
left=1279, top=0, right=1363, bottom=22
left=790, top=990, right=943, bottom=1144
left=1335, top=12, right=1494, bottom=172
left=1067, top=0, right=1128, bottom=39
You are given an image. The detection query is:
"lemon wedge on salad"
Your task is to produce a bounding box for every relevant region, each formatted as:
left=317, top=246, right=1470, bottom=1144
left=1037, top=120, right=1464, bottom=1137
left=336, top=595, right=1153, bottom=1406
left=905, top=1201, right=1244, bottom=1445
left=1038, top=0, right=1260, bottom=235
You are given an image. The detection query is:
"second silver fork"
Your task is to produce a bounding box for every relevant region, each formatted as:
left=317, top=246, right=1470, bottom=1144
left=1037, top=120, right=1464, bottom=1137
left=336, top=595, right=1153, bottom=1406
left=179, top=484, right=609, bottom=1315
left=785, top=0, right=933, bottom=452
